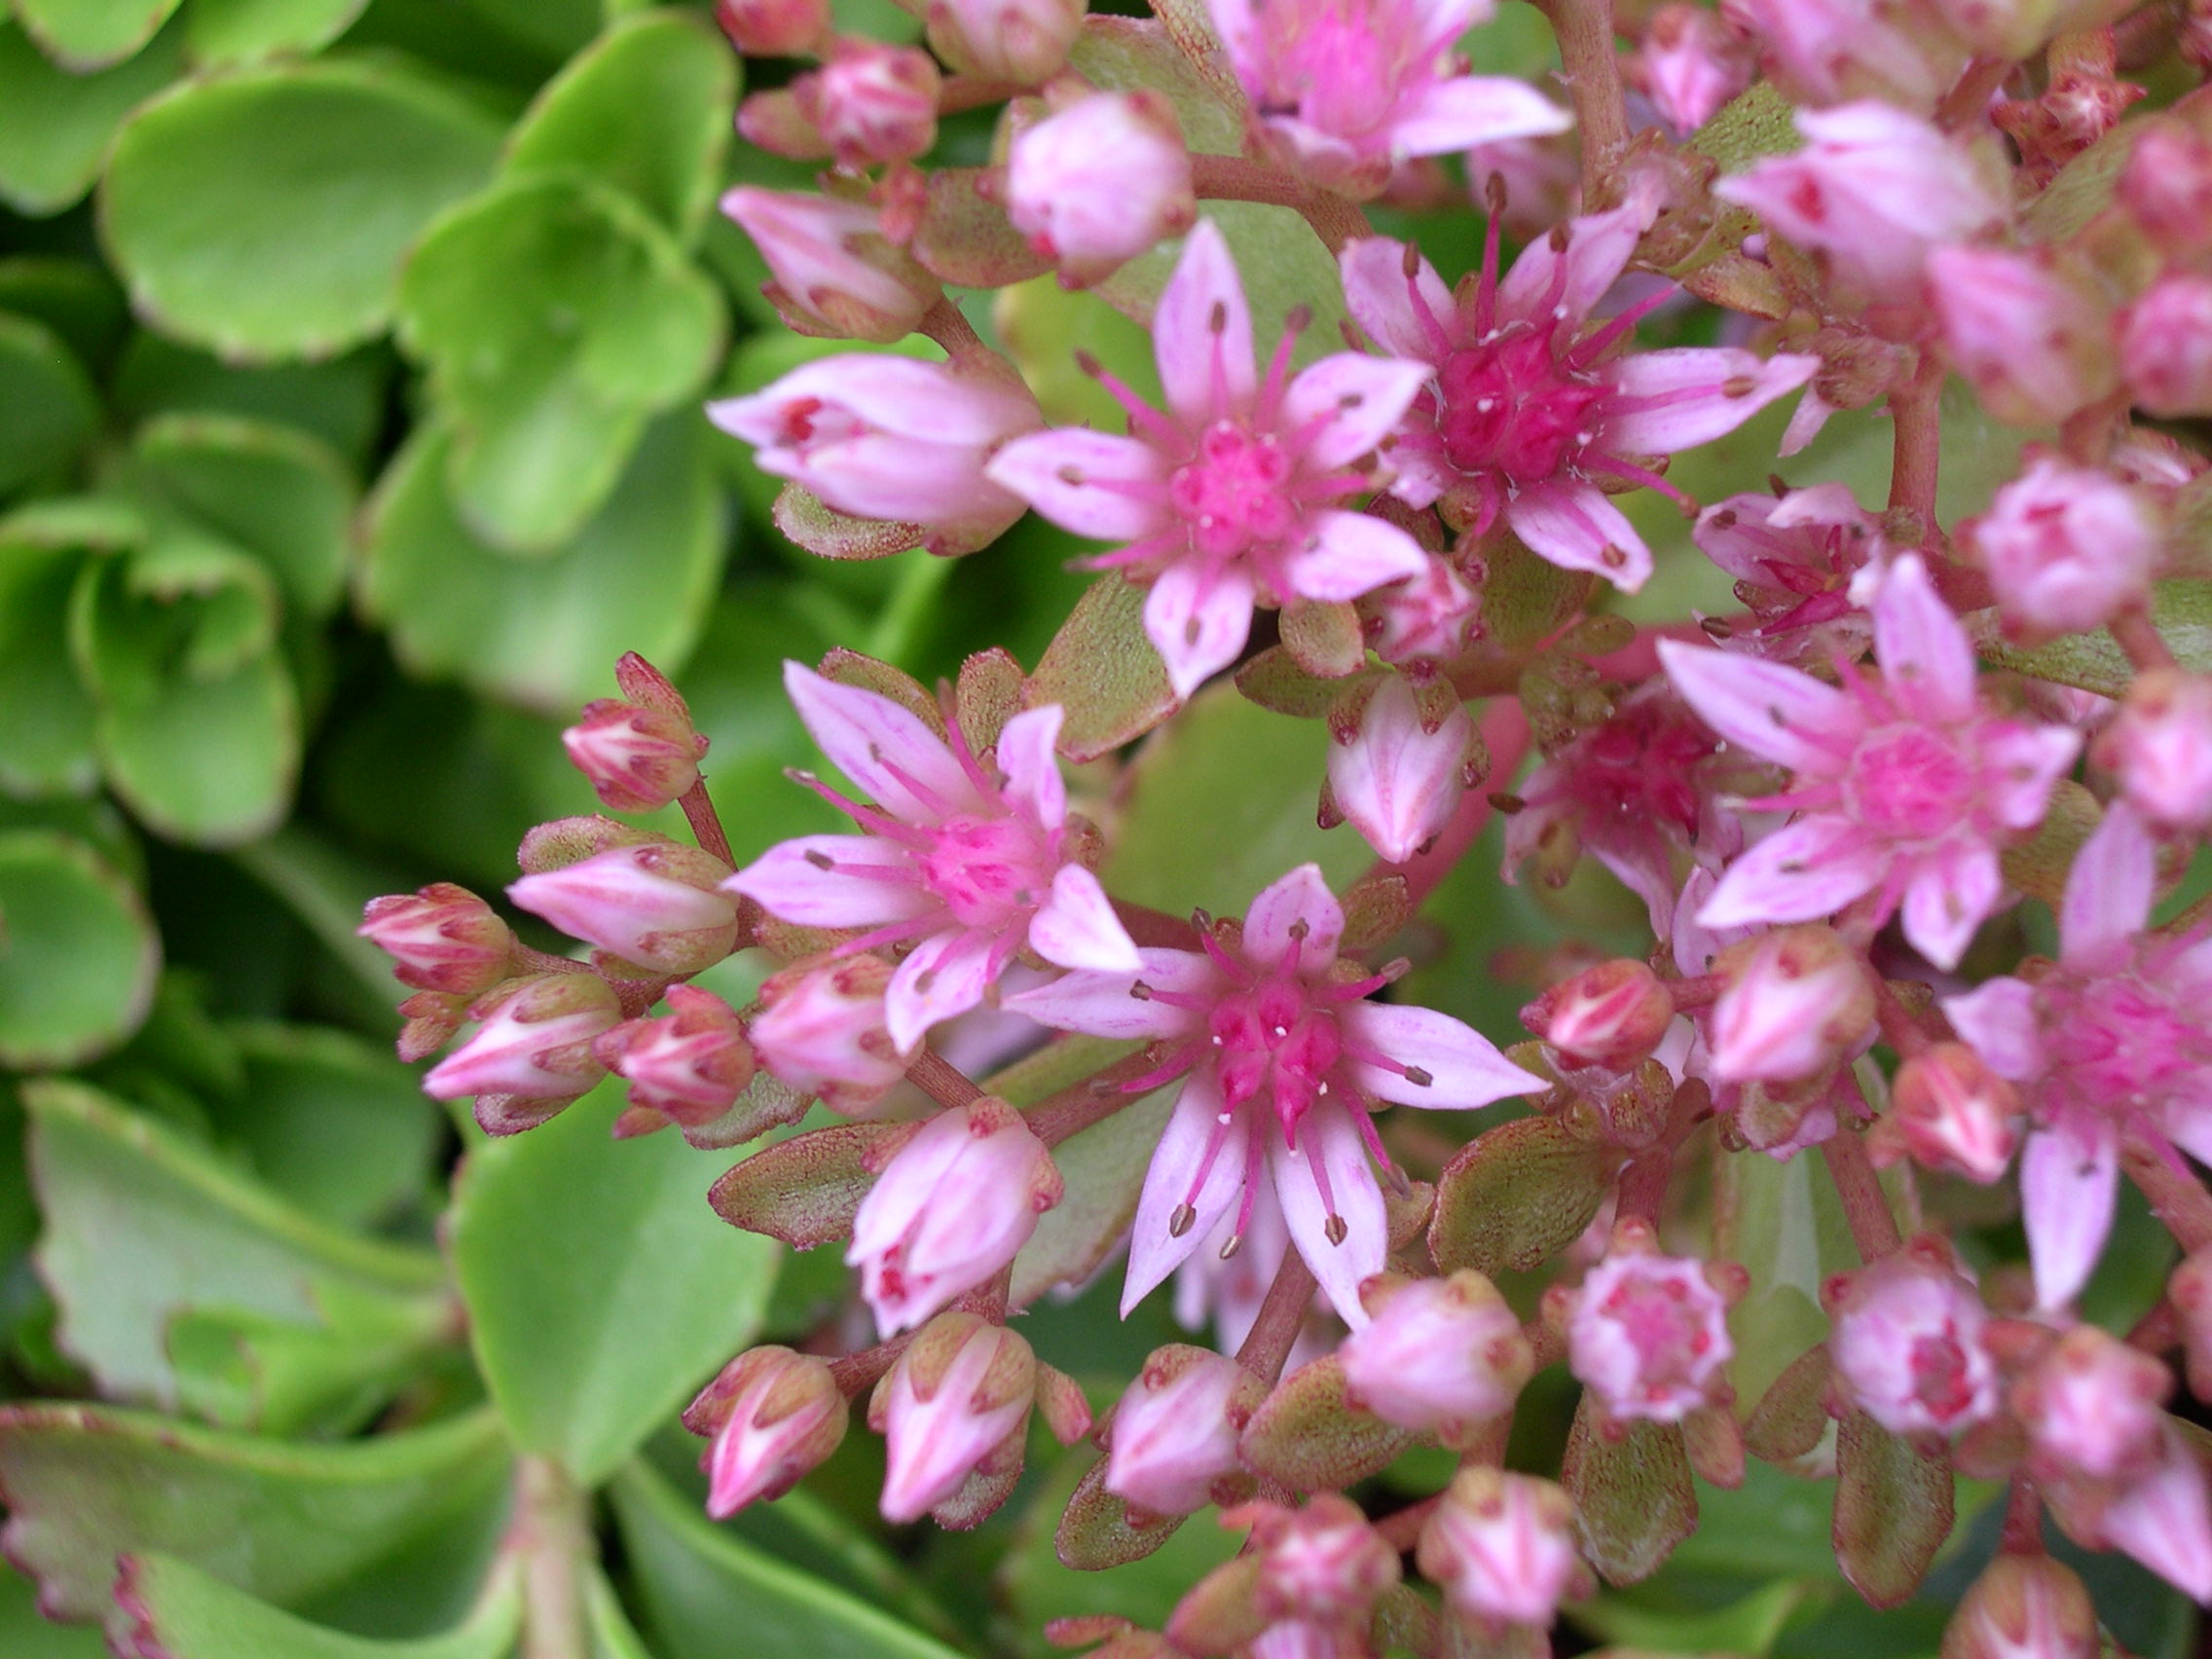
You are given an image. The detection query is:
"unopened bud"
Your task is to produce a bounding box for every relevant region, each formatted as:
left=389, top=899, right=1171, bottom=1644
left=422, top=973, right=620, bottom=1111
left=2120, top=123, right=2212, bottom=260
left=1248, top=1493, right=1401, bottom=1627
left=563, top=699, right=705, bottom=815
left=793, top=41, right=940, bottom=169
left=1328, top=673, right=1478, bottom=866
left=1970, top=458, right=2160, bottom=637
left=715, top=0, right=829, bottom=55
left=359, top=883, right=514, bottom=996
left=508, top=842, right=740, bottom=976
left=1942, top=1554, right=2095, bottom=1659
left=870, top=1312, right=1037, bottom=1525
left=1926, top=246, right=2114, bottom=431
left=925, top=0, right=1085, bottom=85
left=1417, top=1468, right=1586, bottom=1630
left=1342, top=1271, right=1532, bottom=1437
left=748, top=956, right=904, bottom=1114
left=2171, top=1248, right=2212, bottom=1401
left=1522, top=959, right=1675, bottom=1071
left=1006, top=92, right=1195, bottom=288
left=1103, top=1346, right=1264, bottom=1517
left=593, top=984, right=756, bottom=1127
left=719, top=188, right=938, bottom=344
left=1562, top=1224, right=1736, bottom=1424
left=1709, top=925, right=1874, bottom=1084
left=1873, top=1042, right=2019, bottom=1183
left=2120, top=275, right=2212, bottom=420
left=2012, top=1324, right=2169, bottom=1487
left=2094, top=669, right=2212, bottom=833
left=684, top=1346, right=849, bottom=1517
left=1825, top=1240, right=1996, bottom=1439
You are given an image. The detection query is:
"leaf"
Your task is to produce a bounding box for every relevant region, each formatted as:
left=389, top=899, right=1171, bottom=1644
left=114, top=332, right=390, bottom=469
left=100, top=58, right=503, bottom=360
left=1095, top=204, right=1346, bottom=377
left=1066, top=16, right=1240, bottom=155
left=1239, top=1354, right=1419, bottom=1492
left=0, top=832, right=160, bottom=1069
left=0, top=1404, right=511, bottom=1632
left=14, top=0, right=181, bottom=68
left=1429, top=1116, right=1617, bottom=1277
left=1713, top=1135, right=1866, bottom=1411
left=1102, top=681, right=1371, bottom=915
left=0, top=18, right=184, bottom=215
left=185, top=0, right=370, bottom=64
left=358, top=412, right=725, bottom=714
left=609, top=1458, right=968, bottom=1659
left=0, top=504, right=126, bottom=795
left=1560, top=1398, right=1698, bottom=1588
left=1027, top=578, right=1178, bottom=763
left=1014, top=1454, right=1241, bottom=1633
left=503, top=8, right=736, bottom=241
left=1574, top=1579, right=1817, bottom=1657
left=0, top=311, right=99, bottom=497
left=1743, top=1345, right=1832, bottom=1466
left=110, top=1553, right=522, bottom=1659
left=396, top=175, right=722, bottom=550
left=1831, top=1410, right=1952, bottom=1609
left=23, top=1078, right=450, bottom=1428
left=707, top=1121, right=902, bottom=1249
left=1009, top=1051, right=1171, bottom=1308
left=1975, top=581, right=2212, bottom=698
left=0, top=257, right=129, bottom=369
left=450, top=1077, right=782, bottom=1486
left=1999, top=777, right=2099, bottom=911
left=0, top=1561, right=109, bottom=1659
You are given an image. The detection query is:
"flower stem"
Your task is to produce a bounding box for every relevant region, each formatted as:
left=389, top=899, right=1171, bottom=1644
left=1936, top=55, right=2010, bottom=129
left=2111, top=606, right=2177, bottom=674
left=1887, top=350, right=1943, bottom=528
left=907, top=1049, right=986, bottom=1108
left=1189, top=153, right=1371, bottom=256
left=1823, top=1128, right=1903, bottom=1261
left=1373, top=1494, right=1444, bottom=1551
left=678, top=778, right=736, bottom=867
left=2122, top=1130, right=2212, bottom=1254
left=511, top=1456, right=592, bottom=1659
left=1531, top=0, right=1629, bottom=203
left=1235, top=1251, right=1319, bottom=1382
left=1113, top=897, right=1203, bottom=947
left=1872, top=978, right=1937, bottom=1058
left=830, top=1334, right=913, bottom=1396
left=1026, top=1048, right=1179, bottom=1147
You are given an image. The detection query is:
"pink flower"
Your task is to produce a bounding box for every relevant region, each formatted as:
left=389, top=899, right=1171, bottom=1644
left=423, top=974, right=620, bottom=1110
left=1239, top=1496, right=1402, bottom=1651
left=1691, top=482, right=1881, bottom=664
left=719, top=189, right=939, bottom=344
left=1706, top=925, right=1874, bottom=1084
left=2095, top=670, right=2212, bottom=833
left=1327, top=673, right=1478, bottom=863
left=1340, top=1271, right=1532, bottom=1435
left=747, top=956, right=906, bottom=1113
left=1340, top=203, right=1818, bottom=590
left=1417, top=1468, right=1585, bottom=1630
left=1104, top=1346, right=1264, bottom=1516
left=715, top=0, right=829, bottom=55
left=563, top=700, right=706, bottom=815
left=2120, top=124, right=2212, bottom=259
left=987, top=221, right=1433, bottom=697
left=848, top=1098, right=1063, bottom=1335
left=359, top=883, right=514, bottom=996
left=1006, top=92, right=1195, bottom=288
left=509, top=843, right=740, bottom=976
left=1521, top=958, right=1676, bottom=1072
left=593, top=984, right=756, bottom=1127
left=1004, top=864, right=1540, bottom=1322
left=1944, top=801, right=2212, bottom=1308
left=683, top=1346, right=849, bottom=1518
left=793, top=41, right=940, bottom=168
left=1970, top=458, right=2159, bottom=637
left=924, top=0, right=1084, bottom=85
left=1637, top=4, right=1754, bottom=134
left=1562, top=1229, right=1734, bottom=1423
left=709, top=355, right=1040, bottom=555
left=1660, top=555, right=2082, bottom=973
left=1721, top=0, right=1960, bottom=110
left=729, top=664, right=1139, bottom=1053
left=1714, top=103, right=2006, bottom=299
left=1363, top=553, right=1482, bottom=667
left=2119, top=275, right=2212, bottom=419
left=1206, top=0, right=1571, bottom=200
left=1943, top=1556, right=2097, bottom=1659
left=1824, top=1244, right=1997, bottom=1438
left=1927, top=246, right=2115, bottom=430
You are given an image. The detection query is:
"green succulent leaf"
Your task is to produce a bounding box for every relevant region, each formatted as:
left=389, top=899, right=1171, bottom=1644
left=0, top=1561, right=110, bottom=1658
left=0, top=18, right=184, bottom=214
left=0, top=311, right=100, bottom=498
left=1975, top=581, right=2212, bottom=699
left=0, top=257, right=129, bottom=369
left=113, top=332, right=391, bottom=469
left=13, top=0, right=180, bottom=68
left=185, top=0, right=370, bottom=66
left=0, top=832, right=160, bottom=1069
left=101, top=58, right=503, bottom=360
left=0, top=499, right=143, bottom=797
left=109, top=1553, right=523, bottom=1659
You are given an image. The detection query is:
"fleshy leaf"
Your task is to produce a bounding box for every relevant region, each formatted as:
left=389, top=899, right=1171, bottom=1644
left=0, top=311, right=99, bottom=497
left=0, top=18, right=184, bottom=215
left=1238, top=1354, right=1419, bottom=1492
left=110, top=1553, right=522, bottom=1659
left=14, top=0, right=181, bottom=68
left=1027, top=575, right=1178, bottom=762
left=1429, top=1116, right=1617, bottom=1277
left=1973, top=583, right=2212, bottom=699
left=0, top=832, right=159, bottom=1069
left=185, top=0, right=370, bottom=64
left=707, top=1121, right=906, bottom=1249
left=1560, top=1395, right=1698, bottom=1587
left=1831, top=1410, right=1953, bottom=1609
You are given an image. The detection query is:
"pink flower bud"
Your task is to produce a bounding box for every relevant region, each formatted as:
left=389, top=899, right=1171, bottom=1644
left=507, top=843, right=740, bottom=975
left=1363, top=554, right=1481, bottom=667
left=869, top=1311, right=1037, bottom=1524
left=1941, top=1555, right=2097, bottom=1659
left=683, top=1346, right=849, bottom=1517
left=1637, top=4, right=1753, bottom=134
left=1417, top=1468, right=1585, bottom=1630
left=1971, top=459, right=2159, bottom=637
left=2013, top=1324, right=2170, bottom=1486
left=2120, top=123, right=2212, bottom=261
left=2096, top=670, right=2212, bottom=833
left=1722, top=0, right=1962, bottom=110
left=1825, top=1242, right=1996, bottom=1439
left=1521, top=959, right=1676, bottom=1072
left=925, top=0, right=1085, bottom=85
left=1341, top=1271, right=1533, bottom=1436
left=709, top=354, right=1040, bottom=555
left=748, top=957, right=905, bottom=1114
left=2120, top=275, right=2212, bottom=418
left=423, top=973, right=620, bottom=1107
left=2171, top=1248, right=2212, bottom=1402
left=1104, top=1346, right=1264, bottom=1516
left=1247, top=1494, right=1401, bottom=1629
left=2091, top=1428, right=2212, bottom=1601
left=1708, top=925, right=1873, bottom=1084
left=1926, top=247, right=2113, bottom=429
left=1327, top=674, right=1477, bottom=865
left=1872, top=1042, right=2019, bottom=1184
left=848, top=1098, right=1062, bottom=1336
left=593, top=985, right=756, bottom=1126
left=1006, top=92, right=1195, bottom=287
left=358, top=883, right=514, bottom=996
left=715, top=0, right=829, bottom=55
left=1564, top=1227, right=1735, bottom=1423
left=793, top=41, right=940, bottom=169
left=562, top=699, right=706, bottom=815
left=719, top=188, right=938, bottom=344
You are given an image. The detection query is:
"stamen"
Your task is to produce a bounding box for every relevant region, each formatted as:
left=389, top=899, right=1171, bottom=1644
left=1169, top=1202, right=1197, bottom=1237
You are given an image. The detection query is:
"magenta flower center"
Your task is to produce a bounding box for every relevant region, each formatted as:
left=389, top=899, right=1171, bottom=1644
left=919, top=813, right=1051, bottom=931
left=1907, top=1328, right=1979, bottom=1425
left=1436, top=330, right=1606, bottom=484
left=1842, top=724, right=1977, bottom=843
left=1260, top=14, right=1397, bottom=135
left=1598, top=1271, right=1714, bottom=1398
left=2047, top=972, right=2203, bottom=1106
left=1209, top=975, right=1346, bottom=1137
left=1169, top=422, right=1299, bottom=562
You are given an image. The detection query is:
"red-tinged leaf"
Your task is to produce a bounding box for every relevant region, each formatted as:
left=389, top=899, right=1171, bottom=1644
left=1055, top=1459, right=1187, bottom=1570
left=1234, top=645, right=1356, bottom=720
left=1832, top=1409, right=1954, bottom=1608
left=772, top=483, right=924, bottom=561
left=1237, top=1354, right=1417, bottom=1493
left=1478, top=535, right=1592, bottom=651
left=911, top=168, right=1051, bottom=289
left=1278, top=599, right=1365, bottom=680
left=707, top=1123, right=908, bottom=1248
left=818, top=648, right=941, bottom=732
left=1340, top=870, right=1411, bottom=953
left=1430, top=1117, right=1618, bottom=1277
left=957, top=647, right=1028, bottom=754
left=1027, top=576, right=1177, bottom=762
left=1997, top=779, right=2100, bottom=910
left=1745, top=1345, right=1834, bottom=1464
left=1561, top=1395, right=1697, bottom=1587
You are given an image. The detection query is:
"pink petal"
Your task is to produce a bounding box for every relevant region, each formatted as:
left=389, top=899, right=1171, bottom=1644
left=884, top=926, right=1000, bottom=1053
left=1982, top=723, right=2082, bottom=831
left=1390, top=75, right=1573, bottom=156
left=727, top=834, right=937, bottom=928
left=1270, top=1097, right=1385, bottom=1326
left=1003, top=946, right=1215, bottom=1040
left=983, top=428, right=1166, bottom=542
left=1505, top=482, right=1654, bottom=592
left=1778, top=387, right=1835, bottom=457
left=2060, top=799, right=2156, bottom=968
left=1124, top=1069, right=1252, bottom=1315
left=993, top=704, right=1066, bottom=830
left=2020, top=1115, right=2118, bottom=1309
left=1496, top=196, right=1651, bottom=329
left=1155, top=219, right=1254, bottom=426
left=1241, top=863, right=1345, bottom=971
left=786, top=661, right=984, bottom=824
left=1601, top=349, right=1819, bottom=455
left=1280, top=352, right=1433, bottom=470
left=1143, top=561, right=1257, bottom=698
left=1279, top=509, right=1430, bottom=603
left=1658, top=637, right=1854, bottom=774
left=1940, top=976, right=2044, bottom=1082
left=1899, top=843, right=2000, bottom=973
left=1341, top=1002, right=1545, bottom=1108
left=1339, top=238, right=1452, bottom=365
left=1870, top=555, right=1977, bottom=722
left=1027, top=865, right=1143, bottom=972
left=1697, top=814, right=1885, bottom=929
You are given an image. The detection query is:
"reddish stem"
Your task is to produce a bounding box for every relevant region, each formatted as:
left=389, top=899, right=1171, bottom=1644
left=1235, top=1251, right=1319, bottom=1382
left=938, top=75, right=1019, bottom=115
left=2111, top=606, right=2177, bottom=674
left=829, top=1335, right=912, bottom=1397
left=1615, top=1147, right=1672, bottom=1226
left=1026, top=1048, right=1182, bottom=1147
left=1824, top=1130, right=1903, bottom=1260
left=907, top=1049, right=986, bottom=1109
left=917, top=297, right=990, bottom=362
left=1374, top=1494, right=1444, bottom=1551
left=1936, top=55, right=2010, bottom=129
left=1532, top=0, right=1629, bottom=202
left=1189, top=153, right=1371, bottom=256
left=678, top=778, right=735, bottom=867
left=1112, top=898, right=1203, bottom=949
left=1999, top=1477, right=2046, bottom=1556
left=1872, top=978, right=1939, bottom=1059
left=1888, top=350, right=1944, bottom=528
left=2122, top=1131, right=2212, bottom=1254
